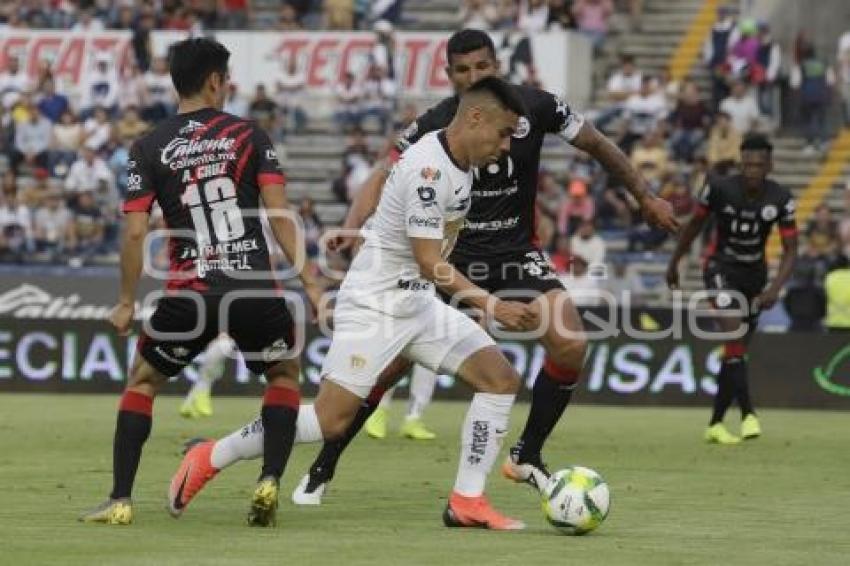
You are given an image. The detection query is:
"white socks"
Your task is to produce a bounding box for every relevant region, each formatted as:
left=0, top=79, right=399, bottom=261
left=406, top=365, right=437, bottom=421
left=453, top=392, right=515, bottom=497
left=188, top=334, right=235, bottom=397
left=209, top=404, right=323, bottom=470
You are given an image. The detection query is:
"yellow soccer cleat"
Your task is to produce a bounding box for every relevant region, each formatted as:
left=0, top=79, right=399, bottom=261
left=78, top=498, right=133, bottom=525
left=192, top=390, right=213, bottom=418
left=365, top=407, right=388, bottom=440
left=741, top=414, right=762, bottom=440
left=179, top=397, right=199, bottom=419
left=704, top=423, right=741, bottom=445
left=247, top=476, right=279, bottom=527
left=400, top=417, right=436, bottom=440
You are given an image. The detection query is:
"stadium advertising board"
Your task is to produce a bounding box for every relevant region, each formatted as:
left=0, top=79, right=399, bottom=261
left=0, top=285, right=847, bottom=409
left=0, top=30, right=584, bottom=102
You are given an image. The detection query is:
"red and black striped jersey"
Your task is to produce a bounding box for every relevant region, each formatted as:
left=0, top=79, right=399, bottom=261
left=123, top=108, right=285, bottom=293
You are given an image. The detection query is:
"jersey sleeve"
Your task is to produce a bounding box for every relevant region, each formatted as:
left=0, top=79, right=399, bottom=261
left=253, top=128, right=286, bottom=188
left=402, top=161, right=452, bottom=240
left=535, top=89, right=585, bottom=143
left=778, top=192, right=798, bottom=238
left=122, top=141, right=155, bottom=213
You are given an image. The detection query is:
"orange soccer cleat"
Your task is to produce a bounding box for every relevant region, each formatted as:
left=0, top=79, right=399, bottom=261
left=167, top=439, right=219, bottom=518
left=442, top=492, right=525, bottom=531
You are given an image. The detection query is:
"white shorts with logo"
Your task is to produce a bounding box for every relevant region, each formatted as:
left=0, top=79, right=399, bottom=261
left=321, top=295, right=495, bottom=398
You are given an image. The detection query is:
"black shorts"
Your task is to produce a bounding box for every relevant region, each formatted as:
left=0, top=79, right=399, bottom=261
left=703, top=259, right=767, bottom=321
left=138, top=293, right=296, bottom=377
left=444, top=248, right=565, bottom=304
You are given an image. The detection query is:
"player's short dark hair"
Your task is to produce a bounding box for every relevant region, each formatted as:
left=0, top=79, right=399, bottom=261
left=447, top=29, right=496, bottom=65
left=169, top=38, right=230, bottom=98
left=463, top=76, right=527, bottom=117
left=740, top=134, right=773, bottom=154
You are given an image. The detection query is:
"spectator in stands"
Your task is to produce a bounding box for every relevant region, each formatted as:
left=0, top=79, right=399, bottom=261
left=605, top=258, right=648, bottom=302
left=806, top=204, right=840, bottom=262
left=143, top=57, right=176, bottom=122
left=572, top=0, right=614, bottom=50
left=131, top=12, right=155, bottom=72
left=630, top=129, right=669, bottom=185
left=224, top=83, right=248, bottom=117
left=596, top=54, right=643, bottom=131
left=824, top=254, right=850, bottom=333
left=550, top=234, right=573, bottom=274
left=547, top=0, right=575, bottom=30
left=333, top=72, right=363, bottom=133
left=566, top=150, right=603, bottom=192
left=82, top=106, right=113, bottom=152
left=0, top=187, right=34, bottom=262
left=571, top=219, right=606, bottom=268
left=371, top=20, right=397, bottom=81
left=220, top=0, right=251, bottom=29
left=783, top=241, right=827, bottom=332
left=719, top=80, right=760, bottom=135
left=518, top=0, right=550, bottom=33
left=109, top=136, right=132, bottom=198
left=68, top=190, right=105, bottom=265
left=655, top=69, right=680, bottom=114
left=111, top=5, right=136, bottom=31
left=491, top=0, right=519, bottom=29
left=659, top=173, right=695, bottom=220
left=557, top=178, right=595, bottom=236
left=791, top=44, right=836, bottom=155
left=248, top=84, right=277, bottom=124
left=65, top=146, right=115, bottom=195
left=370, top=0, right=406, bottom=24
left=668, top=81, right=711, bottom=162
left=361, top=64, right=397, bottom=134
left=394, top=101, right=419, bottom=132
left=838, top=30, right=850, bottom=126
left=0, top=57, right=31, bottom=111
left=596, top=180, right=632, bottom=230
left=620, top=76, right=667, bottom=153
left=80, top=53, right=119, bottom=118
left=278, top=3, right=303, bottom=31
left=71, top=8, right=105, bottom=32
left=49, top=110, right=83, bottom=177
left=276, top=58, right=308, bottom=135
left=536, top=169, right=561, bottom=219
left=115, top=106, right=149, bottom=143
left=728, top=19, right=760, bottom=79
left=754, top=22, right=782, bottom=121
left=703, top=5, right=739, bottom=110
left=36, top=78, right=69, bottom=123
left=33, top=190, right=71, bottom=260
left=118, top=60, right=149, bottom=113
left=689, top=155, right=709, bottom=195
left=460, top=0, right=498, bottom=31
left=706, top=111, right=742, bottom=170
left=11, top=98, right=51, bottom=174
left=299, top=197, right=324, bottom=258
left=325, top=0, right=355, bottom=30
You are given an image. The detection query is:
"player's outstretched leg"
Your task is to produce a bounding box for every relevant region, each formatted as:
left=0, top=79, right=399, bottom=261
left=399, top=365, right=437, bottom=440
left=705, top=342, right=743, bottom=444
left=504, top=289, right=586, bottom=490
left=180, top=334, right=234, bottom=419
left=292, top=358, right=411, bottom=505
left=81, top=357, right=168, bottom=525
left=443, top=345, right=524, bottom=531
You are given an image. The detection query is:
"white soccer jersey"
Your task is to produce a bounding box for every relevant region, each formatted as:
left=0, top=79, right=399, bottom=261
left=340, top=131, right=473, bottom=316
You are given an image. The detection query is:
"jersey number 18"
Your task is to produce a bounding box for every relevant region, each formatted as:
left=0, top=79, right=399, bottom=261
left=181, top=177, right=245, bottom=246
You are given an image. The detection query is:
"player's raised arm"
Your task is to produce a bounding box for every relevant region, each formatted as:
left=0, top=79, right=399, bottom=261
left=666, top=179, right=714, bottom=290
left=571, top=121, right=679, bottom=233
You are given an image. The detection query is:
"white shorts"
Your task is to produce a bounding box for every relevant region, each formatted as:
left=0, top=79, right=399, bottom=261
left=321, top=296, right=495, bottom=398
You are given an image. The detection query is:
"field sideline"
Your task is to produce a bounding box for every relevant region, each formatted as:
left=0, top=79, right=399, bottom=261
left=0, top=394, right=848, bottom=565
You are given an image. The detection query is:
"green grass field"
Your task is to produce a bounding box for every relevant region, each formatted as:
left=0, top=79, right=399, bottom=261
left=0, top=394, right=848, bottom=566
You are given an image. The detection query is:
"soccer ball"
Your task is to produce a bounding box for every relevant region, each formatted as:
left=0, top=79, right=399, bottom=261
left=541, top=466, right=610, bottom=535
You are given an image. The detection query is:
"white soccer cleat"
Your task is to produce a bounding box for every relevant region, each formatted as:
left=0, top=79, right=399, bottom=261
left=291, top=473, right=327, bottom=506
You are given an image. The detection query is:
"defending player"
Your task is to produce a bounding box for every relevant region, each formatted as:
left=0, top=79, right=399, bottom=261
left=667, top=135, right=798, bottom=444
left=79, top=38, right=323, bottom=526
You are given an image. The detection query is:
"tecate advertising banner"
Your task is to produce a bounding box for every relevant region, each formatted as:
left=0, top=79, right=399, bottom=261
left=0, top=278, right=847, bottom=409
left=0, top=30, right=576, bottom=99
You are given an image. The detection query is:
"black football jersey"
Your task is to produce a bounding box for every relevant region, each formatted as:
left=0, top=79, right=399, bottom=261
left=697, top=174, right=797, bottom=265
left=123, top=108, right=285, bottom=293
left=394, top=85, right=585, bottom=264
